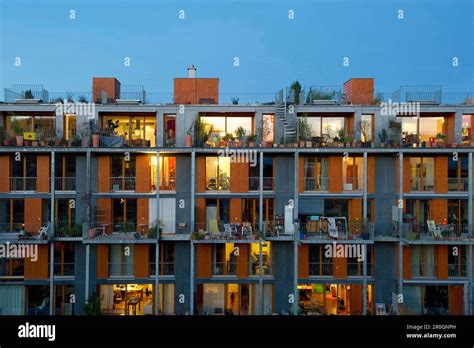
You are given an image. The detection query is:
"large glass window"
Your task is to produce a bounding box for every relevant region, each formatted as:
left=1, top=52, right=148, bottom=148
left=360, top=114, right=373, bottom=142
left=409, top=157, right=435, bottom=191
left=304, top=157, right=329, bottom=191
left=343, top=157, right=363, bottom=190
left=302, top=117, right=346, bottom=139
left=112, top=199, right=137, bottom=232
left=201, top=115, right=253, bottom=138
left=205, top=157, right=230, bottom=191
left=0, top=199, right=25, bottom=232
left=249, top=156, right=273, bottom=190
left=462, top=114, right=472, bottom=144
left=262, top=114, right=274, bottom=143
left=109, top=245, right=134, bottom=276
left=102, top=115, right=156, bottom=146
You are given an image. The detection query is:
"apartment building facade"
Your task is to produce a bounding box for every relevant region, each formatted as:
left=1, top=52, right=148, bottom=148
left=0, top=71, right=473, bottom=316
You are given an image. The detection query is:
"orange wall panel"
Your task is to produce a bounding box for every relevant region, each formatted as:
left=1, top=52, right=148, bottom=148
left=196, top=244, right=212, bottom=278
left=334, top=257, right=346, bottom=279
left=0, top=156, right=10, bottom=192
left=92, top=77, right=120, bottom=103
left=349, top=199, right=363, bottom=221
left=435, top=157, right=448, bottom=193
left=196, top=78, right=219, bottom=104
left=298, top=244, right=308, bottom=278
left=449, top=285, right=464, bottom=315
left=197, top=156, right=205, bottom=193
left=97, top=156, right=110, bottom=192
left=328, top=156, right=342, bottom=193
left=137, top=198, right=149, bottom=234
left=230, top=162, right=248, bottom=192
left=174, top=78, right=219, bottom=104
left=437, top=245, right=448, bottom=280
left=24, top=198, right=42, bottom=233
left=24, top=245, right=49, bottom=279
left=96, top=244, right=109, bottom=279
left=135, top=155, right=150, bottom=193
left=236, top=244, right=249, bottom=278
left=349, top=284, right=362, bottom=315
left=403, top=246, right=411, bottom=279
left=196, top=198, right=206, bottom=229
left=134, top=244, right=149, bottom=278
left=298, top=156, right=304, bottom=192
left=230, top=198, right=242, bottom=223
left=37, top=155, right=50, bottom=192
left=431, top=199, right=448, bottom=223
left=343, top=78, right=374, bottom=105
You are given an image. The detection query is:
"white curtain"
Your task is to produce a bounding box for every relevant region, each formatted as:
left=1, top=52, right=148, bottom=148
left=203, top=284, right=224, bottom=314
left=0, top=286, right=24, bottom=315
left=164, top=284, right=175, bottom=315
left=424, top=246, right=435, bottom=277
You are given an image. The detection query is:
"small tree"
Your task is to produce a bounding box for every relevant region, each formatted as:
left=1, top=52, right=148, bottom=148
left=24, top=89, right=34, bottom=99
left=290, top=81, right=302, bottom=104
left=357, top=119, right=372, bottom=143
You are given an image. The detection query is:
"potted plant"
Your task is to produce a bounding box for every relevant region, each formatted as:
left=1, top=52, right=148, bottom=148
left=10, top=118, right=23, bottom=146
left=435, top=133, right=446, bottom=147
left=235, top=126, right=246, bottom=147
left=83, top=293, right=102, bottom=315
left=231, top=97, right=239, bottom=105
left=279, top=137, right=285, bottom=148
left=247, top=134, right=257, bottom=147
left=222, top=133, right=234, bottom=147
left=388, top=118, right=402, bottom=147
left=345, top=132, right=354, bottom=148
left=193, top=117, right=212, bottom=147
left=185, top=125, right=193, bottom=147
left=378, top=129, right=388, bottom=147
left=298, top=116, right=311, bottom=147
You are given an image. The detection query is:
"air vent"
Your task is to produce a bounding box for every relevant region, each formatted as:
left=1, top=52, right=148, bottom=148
left=312, top=99, right=339, bottom=105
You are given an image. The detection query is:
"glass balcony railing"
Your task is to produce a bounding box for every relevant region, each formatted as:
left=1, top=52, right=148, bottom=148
left=193, top=222, right=257, bottom=240
left=109, top=262, right=134, bottom=277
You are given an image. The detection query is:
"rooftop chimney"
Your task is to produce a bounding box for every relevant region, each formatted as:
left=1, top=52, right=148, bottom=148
left=187, top=65, right=197, bottom=78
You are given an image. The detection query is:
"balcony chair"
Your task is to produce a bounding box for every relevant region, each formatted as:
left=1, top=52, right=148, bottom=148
left=426, top=220, right=442, bottom=239
left=223, top=224, right=232, bottom=238
left=242, top=222, right=252, bottom=238
left=209, top=219, right=220, bottom=238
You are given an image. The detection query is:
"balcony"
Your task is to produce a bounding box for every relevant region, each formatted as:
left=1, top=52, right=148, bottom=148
left=212, top=261, right=237, bottom=276
left=149, top=262, right=175, bottom=276
left=110, top=177, right=136, bottom=192
left=10, top=177, right=37, bottom=192
left=249, top=261, right=272, bottom=275
left=55, top=222, right=82, bottom=238
left=151, top=176, right=176, bottom=192
left=398, top=222, right=470, bottom=241
left=95, top=131, right=152, bottom=148
left=53, top=263, right=75, bottom=277
left=447, top=178, right=468, bottom=192
left=0, top=129, right=88, bottom=148
left=86, top=222, right=157, bottom=241
left=193, top=222, right=257, bottom=240
left=248, top=177, right=274, bottom=191
left=54, top=177, right=76, bottom=191
left=309, top=262, right=333, bottom=276
left=448, top=263, right=467, bottom=277
left=300, top=221, right=373, bottom=240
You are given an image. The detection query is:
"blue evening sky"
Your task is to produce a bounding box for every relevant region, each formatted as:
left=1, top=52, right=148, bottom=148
left=1, top=0, right=473, bottom=96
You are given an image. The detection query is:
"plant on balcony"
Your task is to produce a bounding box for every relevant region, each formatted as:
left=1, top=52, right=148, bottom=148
left=388, top=118, right=402, bottom=146
left=298, top=116, right=311, bottom=147
left=193, top=117, right=213, bottom=147
left=279, top=136, right=285, bottom=148
left=235, top=126, right=246, bottom=147
left=10, top=118, right=24, bottom=146
left=378, top=128, right=388, bottom=147
left=337, top=129, right=346, bottom=147
left=247, top=134, right=257, bottom=147
left=60, top=224, right=82, bottom=237
left=119, top=222, right=135, bottom=233
left=222, top=133, right=234, bottom=147
left=105, top=119, right=120, bottom=134
left=231, top=97, right=239, bottom=105
left=435, top=133, right=446, bottom=147
left=191, top=231, right=205, bottom=240
left=83, top=293, right=102, bottom=315
left=78, top=95, right=88, bottom=103
left=357, top=119, right=372, bottom=147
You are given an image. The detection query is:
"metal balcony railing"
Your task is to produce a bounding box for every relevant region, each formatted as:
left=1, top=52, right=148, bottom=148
left=411, top=263, right=438, bottom=278
left=53, top=263, right=75, bottom=277
left=248, top=177, right=274, bottom=191
left=448, top=263, right=467, bottom=277
left=347, top=262, right=373, bottom=277
left=447, top=178, right=468, bottom=192
left=300, top=222, right=373, bottom=240
left=109, top=262, right=134, bottom=277
left=10, top=177, right=37, bottom=191
left=399, top=223, right=470, bottom=240
left=212, top=261, right=237, bottom=276
left=304, top=177, right=329, bottom=191
left=309, top=262, right=333, bottom=276
left=54, top=177, right=76, bottom=191
left=205, top=176, right=231, bottom=191
left=194, top=222, right=257, bottom=240
left=249, top=261, right=272, bottom=275
left=410, top=177, right=436, bottom=191
left=149, top=262, right=175, bottom=276
left=110, top=177, right=136, bottom=191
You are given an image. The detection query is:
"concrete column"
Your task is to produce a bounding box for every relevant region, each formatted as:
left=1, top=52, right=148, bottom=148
left=156, top=108, right=164, bottom=147
left=468, top=152, right=473, bottom=314
left=85, top=245, right=90, bottom=302
left=362, top=151, right=368, bottom=315
left=191, top=151, right=195, bottom=228
left=190, top=240, right=195, bottom=315
left=258, top=240, right=263, bottom=315
left=373, top=108, right=383, bottom=146
left=454, top=110, right=463, bottom=144
left=49, top=151, right=55, bottom=315
left=255, top=111, right=263, bottom=142
left=293, top=152, right=299, bottom=314
left=259, top=152, right=263, bottom=233
left=155, top=150, right=160, bottom=315
left=354, top=108, right=362, bottom=141
left=398, top=152, right=404, bottom=308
